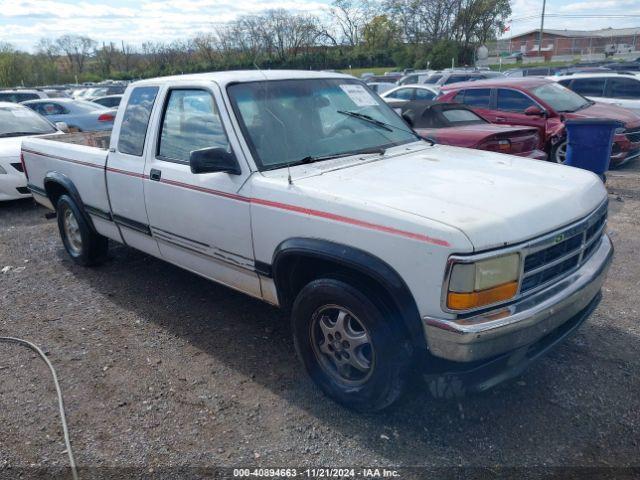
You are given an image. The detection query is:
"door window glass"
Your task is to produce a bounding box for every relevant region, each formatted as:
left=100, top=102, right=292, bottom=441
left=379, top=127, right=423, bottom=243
left=496, top=89, right=536, bottom=112
left=387, top=88, right=414, bottom=100
left=570, top=78, right=606, bottom=97
left=158, top=89, right=230, bottom=163
left=462, top=89, right=491, bottom=108
left=609, top=78, right=640, bottom=99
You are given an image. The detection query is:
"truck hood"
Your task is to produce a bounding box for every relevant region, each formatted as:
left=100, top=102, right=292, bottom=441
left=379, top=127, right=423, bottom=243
left=287, top=144, right=606, bottom=251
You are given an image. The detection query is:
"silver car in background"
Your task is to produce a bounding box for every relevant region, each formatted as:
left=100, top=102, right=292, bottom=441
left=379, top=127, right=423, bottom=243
left=91, top=94, right=123, bottom=108
left=21, top=98, right=116, bottom=132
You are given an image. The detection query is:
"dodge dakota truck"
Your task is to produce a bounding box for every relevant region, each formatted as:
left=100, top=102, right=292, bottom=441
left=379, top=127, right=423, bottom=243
left=22, top=71, right=613, bottom=411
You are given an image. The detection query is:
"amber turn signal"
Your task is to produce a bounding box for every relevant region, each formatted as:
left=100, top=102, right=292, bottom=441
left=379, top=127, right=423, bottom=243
left=447, top=281, right=518, bottom=310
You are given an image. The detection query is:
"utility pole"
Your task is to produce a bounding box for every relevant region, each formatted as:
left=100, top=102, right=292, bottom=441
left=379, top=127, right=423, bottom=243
left=538, top=0, right=546, bottom=55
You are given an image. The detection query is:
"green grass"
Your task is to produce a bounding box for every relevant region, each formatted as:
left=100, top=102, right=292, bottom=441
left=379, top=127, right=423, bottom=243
left=338, top=66, right=397, bottom=77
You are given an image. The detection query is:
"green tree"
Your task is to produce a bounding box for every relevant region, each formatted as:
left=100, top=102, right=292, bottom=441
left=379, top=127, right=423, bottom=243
left=362, top=15, right=401, bottom=52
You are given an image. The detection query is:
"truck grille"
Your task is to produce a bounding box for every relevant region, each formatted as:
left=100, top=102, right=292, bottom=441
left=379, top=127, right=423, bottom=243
left=520, top=202, right=607, bottom=295
left=626, top=127, right=640, bottom=143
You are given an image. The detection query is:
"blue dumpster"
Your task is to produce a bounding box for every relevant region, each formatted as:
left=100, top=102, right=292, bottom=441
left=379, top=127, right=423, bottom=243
left=564, top=118, right=623, bottom=178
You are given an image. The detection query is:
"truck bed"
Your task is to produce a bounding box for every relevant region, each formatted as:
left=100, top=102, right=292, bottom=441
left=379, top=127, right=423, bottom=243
left=21, top=131, right=111, bottom=218
left=43, top=131, right=112, bottom=150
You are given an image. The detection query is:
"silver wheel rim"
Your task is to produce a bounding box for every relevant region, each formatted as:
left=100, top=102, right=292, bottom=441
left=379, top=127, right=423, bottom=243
left=555, top=141, right=567, bottom=164
left=63, top=207, right=82, bottom=255
left=310, top=305, right=374, bottom=386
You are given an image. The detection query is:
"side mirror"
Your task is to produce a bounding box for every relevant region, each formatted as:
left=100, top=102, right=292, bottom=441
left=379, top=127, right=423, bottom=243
left=55, top=122, right=70, bottom=133
left=189, top=147, right=241, bottom=175
left=524, top=106, right=545, bottom=116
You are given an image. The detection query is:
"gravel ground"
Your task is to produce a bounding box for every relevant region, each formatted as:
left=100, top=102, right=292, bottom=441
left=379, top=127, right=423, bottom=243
left=1, top=161, right=639, bottom=479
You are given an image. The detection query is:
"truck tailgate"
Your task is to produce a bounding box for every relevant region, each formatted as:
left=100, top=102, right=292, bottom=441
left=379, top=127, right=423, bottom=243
left=22, top=132, right=110, bottom=213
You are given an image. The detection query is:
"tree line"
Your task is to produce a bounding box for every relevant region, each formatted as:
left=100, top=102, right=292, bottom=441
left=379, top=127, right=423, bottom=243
left=0, top=0, right=510, bottom=88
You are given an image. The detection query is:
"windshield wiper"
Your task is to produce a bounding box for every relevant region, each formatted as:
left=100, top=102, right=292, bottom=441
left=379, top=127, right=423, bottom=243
left=285, top=147, right=386, bottom=168
left=559, top=100, right=594, bottom=113
left=336, top=110, right=434, bottom=145
left=337, top=110, right=395, bottom=132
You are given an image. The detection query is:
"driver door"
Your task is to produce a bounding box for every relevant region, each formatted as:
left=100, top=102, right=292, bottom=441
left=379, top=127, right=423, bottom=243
left=143, top=84, right=260, bottom=298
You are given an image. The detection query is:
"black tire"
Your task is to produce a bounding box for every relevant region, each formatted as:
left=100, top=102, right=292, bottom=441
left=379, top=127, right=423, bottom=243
left=56, top=194, right=108, bottom=266
left=291, top=278, right=412, bottom=412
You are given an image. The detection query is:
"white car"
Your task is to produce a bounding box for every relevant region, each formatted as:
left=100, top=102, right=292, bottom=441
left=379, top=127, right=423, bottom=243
left=22, top=71, right=612, bottom=411
left=380, top=84, right=440, bottom=103
left=551, top=73, right=640, bottom=114
left=0, top=102, right=63, bottom=201
left=366, top=82, right=397, bottom=95
left=0, top=89, right=51, bottom=103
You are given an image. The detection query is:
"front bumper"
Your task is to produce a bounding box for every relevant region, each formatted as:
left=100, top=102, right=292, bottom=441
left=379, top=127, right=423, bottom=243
left=423, top=234, right=613, bottom=362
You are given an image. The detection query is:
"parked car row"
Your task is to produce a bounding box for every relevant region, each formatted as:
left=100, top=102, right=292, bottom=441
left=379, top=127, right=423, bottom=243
left=375, top=73, right=640, bottom=167
left=437, top=77, right=640, bottom=166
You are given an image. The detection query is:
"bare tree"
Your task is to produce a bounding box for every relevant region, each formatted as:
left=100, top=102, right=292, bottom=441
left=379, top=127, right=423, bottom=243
left=35, top=38, right=60, bottom=61
left=328, top=0, right=376, bottom=46
left=55, top=35, right=97, bottom=75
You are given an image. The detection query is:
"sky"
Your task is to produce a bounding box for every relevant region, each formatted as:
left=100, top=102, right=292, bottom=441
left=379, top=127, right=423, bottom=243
left=0, top=0, right=639, bottom=51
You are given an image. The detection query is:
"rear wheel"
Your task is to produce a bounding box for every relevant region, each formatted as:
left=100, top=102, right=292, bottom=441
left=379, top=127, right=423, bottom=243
left=291, top=278, right=412, bottom=412
left=56, top=194, right=108, bottom=266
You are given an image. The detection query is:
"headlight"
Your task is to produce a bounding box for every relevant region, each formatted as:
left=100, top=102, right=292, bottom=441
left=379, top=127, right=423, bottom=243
left=447, top=253, right=520, bottom=310
left=0, top=165, right=6, bottom=174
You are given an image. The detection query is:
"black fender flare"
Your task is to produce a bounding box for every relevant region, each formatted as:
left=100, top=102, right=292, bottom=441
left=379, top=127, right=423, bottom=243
left=271, top=238, right=425, bottom=349
left=43, top=171, right=97, bottom=234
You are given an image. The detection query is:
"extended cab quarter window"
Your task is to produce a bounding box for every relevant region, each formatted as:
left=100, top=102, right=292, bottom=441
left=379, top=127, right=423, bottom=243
left=496, top=89, right=535, bottom=112
left=158, top=89, right=230, bottom=163
left=117, top=86, right=159, bottom=156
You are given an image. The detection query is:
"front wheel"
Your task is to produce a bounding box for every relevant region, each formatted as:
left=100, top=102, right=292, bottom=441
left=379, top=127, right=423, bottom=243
left=56, top=194, right=108, bottom=266
left=291, top=278, right=412, bottom=412
left=551, top=140, right=567, bottom=164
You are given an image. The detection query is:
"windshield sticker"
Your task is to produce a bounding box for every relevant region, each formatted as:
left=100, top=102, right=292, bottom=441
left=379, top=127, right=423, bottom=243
left=340, top=84, right=378, bottom=107
left=11, top=109, right=30, bottom=117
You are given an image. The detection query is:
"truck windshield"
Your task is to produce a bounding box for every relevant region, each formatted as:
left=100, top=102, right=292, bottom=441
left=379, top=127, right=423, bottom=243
left=0, top=106, right=56, bottom=137
left=531, top=82, right=591, bottom=112
left=227, top=78, right=419, bottom=170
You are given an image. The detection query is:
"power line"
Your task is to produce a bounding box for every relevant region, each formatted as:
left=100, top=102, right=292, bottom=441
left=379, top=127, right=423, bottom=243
left=510, top=13, right=640, bottom=22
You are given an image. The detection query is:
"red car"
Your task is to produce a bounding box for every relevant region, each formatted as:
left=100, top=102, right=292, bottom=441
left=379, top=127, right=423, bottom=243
left=437, top=77, right=640, bottom=166
left=389, top=100, right=546, bottom=159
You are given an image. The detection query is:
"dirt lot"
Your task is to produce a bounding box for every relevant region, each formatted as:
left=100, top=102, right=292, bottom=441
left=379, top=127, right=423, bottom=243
left=1, top=161, right=639, bottom=479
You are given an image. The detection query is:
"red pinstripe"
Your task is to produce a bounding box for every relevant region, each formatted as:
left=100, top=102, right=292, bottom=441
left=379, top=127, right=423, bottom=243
left=22, top=148, right=450, bottom=247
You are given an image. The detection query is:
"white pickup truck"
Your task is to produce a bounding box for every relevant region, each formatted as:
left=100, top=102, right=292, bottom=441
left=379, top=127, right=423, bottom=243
left=22, top=70, right=613, bottom=411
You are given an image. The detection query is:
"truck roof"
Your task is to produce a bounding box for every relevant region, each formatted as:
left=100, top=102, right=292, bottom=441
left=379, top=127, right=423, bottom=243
left=131, top=69, right=355, bottom=88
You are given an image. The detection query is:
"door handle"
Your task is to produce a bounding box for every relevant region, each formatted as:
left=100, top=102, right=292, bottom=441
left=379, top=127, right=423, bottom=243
left=150, top=169, right=161, bottom=181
